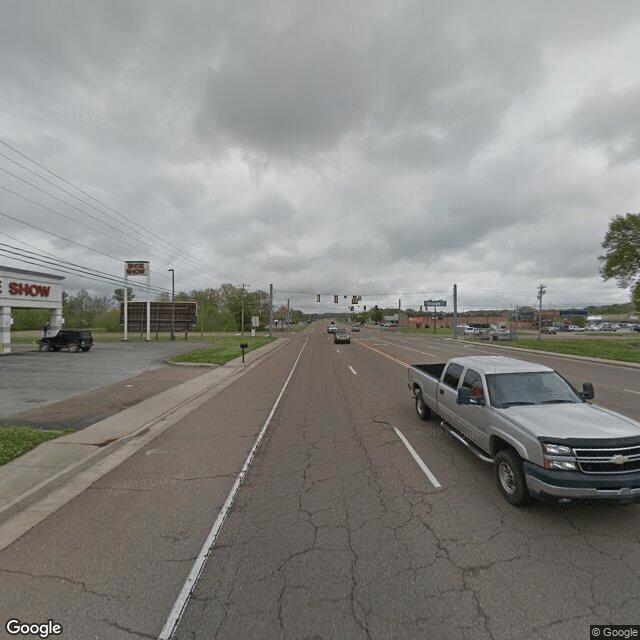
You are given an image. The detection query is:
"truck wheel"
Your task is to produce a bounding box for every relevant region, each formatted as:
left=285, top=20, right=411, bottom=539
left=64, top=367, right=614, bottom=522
left=38, top=343, right=50, bottom=352
left=494, top=450, right=531, bottom=506
left=415, top=393, right=431, bottom=421
left=68, top=342, right=80, bottom=353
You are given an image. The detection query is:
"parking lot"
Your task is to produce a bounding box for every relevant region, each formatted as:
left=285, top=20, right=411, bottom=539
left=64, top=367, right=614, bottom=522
left=0, top=340, right=209, bottom=419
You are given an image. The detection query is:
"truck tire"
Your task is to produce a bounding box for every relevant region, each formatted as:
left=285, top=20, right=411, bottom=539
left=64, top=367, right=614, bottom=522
left=494, top=450, right=531, bottom=506
left=38, top=342, right=50, bottom=352
left=68, top=342, right=80, bottom=353
left=415, top=393, right=431, bottom=421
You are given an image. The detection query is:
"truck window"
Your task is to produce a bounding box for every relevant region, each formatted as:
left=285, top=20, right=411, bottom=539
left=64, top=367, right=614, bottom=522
left=442, top=363, right=464, bottom=389
left=462, top=369, right=485, bottom=398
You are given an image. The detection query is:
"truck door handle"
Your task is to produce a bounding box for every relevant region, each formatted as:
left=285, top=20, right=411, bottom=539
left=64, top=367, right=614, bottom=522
left=439, top=389, right=444, bottom=395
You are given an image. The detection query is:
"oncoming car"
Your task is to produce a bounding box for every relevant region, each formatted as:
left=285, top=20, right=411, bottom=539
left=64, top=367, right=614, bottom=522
left=327, top=323, right=338, bottom=334
left=333, top=330, right=350, bottom=344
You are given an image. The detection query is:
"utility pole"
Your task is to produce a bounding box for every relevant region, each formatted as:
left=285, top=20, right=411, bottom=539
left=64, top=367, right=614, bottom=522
left=453, top=284, right=458, bottom=339
left=241, top=283, right=245, bottom=337
left=287, top=298, right=290, bottom=332
left=269, top=284, right=273, bottom=337
left=168, top=269, right=175, bottom=340
left=537, top=283, right=546, bottom=341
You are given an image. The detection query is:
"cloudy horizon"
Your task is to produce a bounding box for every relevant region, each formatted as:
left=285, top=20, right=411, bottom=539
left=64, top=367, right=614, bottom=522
left=1, top=0, right=639, bottom=314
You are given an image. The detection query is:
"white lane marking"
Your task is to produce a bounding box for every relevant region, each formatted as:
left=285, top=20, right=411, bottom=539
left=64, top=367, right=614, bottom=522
left=349, top=365, right=357, bottom=375
left=625, top=389, right=640, bottom=395
left=378, top=340, right=438, bottom=358
left=394, top=427, right=441, bottom=489
left=359, top=341, right=409, bottom=367
left=159, top=338, right=308, bottom=640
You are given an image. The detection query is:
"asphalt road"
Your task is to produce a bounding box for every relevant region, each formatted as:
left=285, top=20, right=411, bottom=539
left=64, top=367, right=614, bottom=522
left=1, top=325, right=639, bottom=639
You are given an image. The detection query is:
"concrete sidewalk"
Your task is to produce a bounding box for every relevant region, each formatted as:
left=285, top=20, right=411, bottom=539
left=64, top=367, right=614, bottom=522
left=0, top=338, right=289, bottom=542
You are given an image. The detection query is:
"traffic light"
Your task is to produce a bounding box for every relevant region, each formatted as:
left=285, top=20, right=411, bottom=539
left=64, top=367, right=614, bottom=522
left=363, top=306, right=366, bottom=311
left=316, top=294, right=320, bottom=302
left=351, top=295, right=358, bottom=305
left=334, top=295, right=339, bottom=303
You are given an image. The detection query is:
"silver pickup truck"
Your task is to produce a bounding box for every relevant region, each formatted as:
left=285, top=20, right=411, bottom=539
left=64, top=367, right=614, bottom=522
left=408, top=355, right=640, bottom=506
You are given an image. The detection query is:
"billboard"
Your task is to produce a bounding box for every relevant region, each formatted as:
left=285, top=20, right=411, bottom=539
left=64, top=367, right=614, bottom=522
left=120, top=302, right=197, bottom=332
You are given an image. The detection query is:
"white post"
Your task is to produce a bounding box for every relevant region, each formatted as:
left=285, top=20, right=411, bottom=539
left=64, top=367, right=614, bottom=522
left=0, top=306, right=11, bottom=355
left=123, top=271, right=129, bottom=341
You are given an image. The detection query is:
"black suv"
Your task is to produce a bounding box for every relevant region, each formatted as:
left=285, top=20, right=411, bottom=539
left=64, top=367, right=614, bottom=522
left=38, top=329, right=94, bottom=353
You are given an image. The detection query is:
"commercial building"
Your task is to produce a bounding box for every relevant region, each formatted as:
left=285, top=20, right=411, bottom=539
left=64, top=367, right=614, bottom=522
left=0, top=266, right=64, bottom=355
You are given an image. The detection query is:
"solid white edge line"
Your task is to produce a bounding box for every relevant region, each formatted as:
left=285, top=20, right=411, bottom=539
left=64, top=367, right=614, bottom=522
left=393, top=427, right=441, bottom=489
left=349, top=365, right=357, bottom=375
left=159, top=338, right=308, bottom=640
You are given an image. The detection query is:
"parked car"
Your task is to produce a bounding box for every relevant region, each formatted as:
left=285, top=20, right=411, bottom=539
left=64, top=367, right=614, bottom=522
left=38, top=329, right=94, bottom=352
left=541, top=326, right=557, bottom=334
left=333, top=330, right=351, bottom=344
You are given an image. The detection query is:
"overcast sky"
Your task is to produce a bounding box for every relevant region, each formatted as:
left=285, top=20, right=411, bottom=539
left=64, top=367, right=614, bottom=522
left=1, top=0, right=639, bottom=313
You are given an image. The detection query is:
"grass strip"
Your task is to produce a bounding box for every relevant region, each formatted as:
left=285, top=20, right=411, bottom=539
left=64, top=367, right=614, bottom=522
left=171, top=336, right=277, bottom=365
left=503, top=338, right=640, bottom=363
left=0, top=426, right=75, bottom=466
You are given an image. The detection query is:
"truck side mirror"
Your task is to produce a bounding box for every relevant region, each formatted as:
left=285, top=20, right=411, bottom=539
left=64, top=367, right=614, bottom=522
left=457, top=387, right=471, bottom=405
left=582, top=382, right=594, bottom=400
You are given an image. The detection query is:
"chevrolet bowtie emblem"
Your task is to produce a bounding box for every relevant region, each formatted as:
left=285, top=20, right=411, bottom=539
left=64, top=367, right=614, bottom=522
left=610, top=455, right=629, bottom=465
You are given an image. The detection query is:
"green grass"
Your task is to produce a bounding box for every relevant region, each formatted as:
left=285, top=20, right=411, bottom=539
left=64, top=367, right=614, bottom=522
left=0, top=426, right=75, bottom=466
left=502, top=337, right=640, bottom=363
left=171, top=335, right=277, bottom=364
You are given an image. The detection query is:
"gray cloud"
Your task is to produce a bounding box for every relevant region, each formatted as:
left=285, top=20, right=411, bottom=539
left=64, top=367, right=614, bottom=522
left=1, top=0, right=639, bottom=310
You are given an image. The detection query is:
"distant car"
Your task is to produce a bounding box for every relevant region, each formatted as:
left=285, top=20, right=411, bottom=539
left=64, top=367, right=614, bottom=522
left=38, top=329, right=93, bottom=352
left=568, top=325, right=586, bottom=332
left=351, top=324, right=360, bottom=332
left=327, top=324, right=338, bottom=334
left=541, top=326, right=557, bottom=334
left=334, top=330, right=350, bottom=344
left=464, top=327, right=480, bottom=335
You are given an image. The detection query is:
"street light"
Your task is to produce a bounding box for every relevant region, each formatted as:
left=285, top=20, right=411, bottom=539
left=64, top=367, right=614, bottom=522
left=168, top=269, right=175, bottom=341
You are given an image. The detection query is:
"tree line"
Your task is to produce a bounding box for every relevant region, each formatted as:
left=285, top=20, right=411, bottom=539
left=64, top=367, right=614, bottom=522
left=11, top=284, right=299, bottom=333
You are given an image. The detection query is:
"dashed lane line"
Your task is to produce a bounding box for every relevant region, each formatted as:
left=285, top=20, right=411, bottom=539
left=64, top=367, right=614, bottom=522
left=394, top=427, right=441, bottom=489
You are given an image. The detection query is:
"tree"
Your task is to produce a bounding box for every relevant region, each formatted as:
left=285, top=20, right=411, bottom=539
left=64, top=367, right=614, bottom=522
left=599, top=213, right=640, bottom=311
left=113, top=287, right=135, bottom=302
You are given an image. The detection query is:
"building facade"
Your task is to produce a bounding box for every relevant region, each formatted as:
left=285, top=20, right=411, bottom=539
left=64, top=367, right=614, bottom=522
left=0, top=266, right=65, bottom=355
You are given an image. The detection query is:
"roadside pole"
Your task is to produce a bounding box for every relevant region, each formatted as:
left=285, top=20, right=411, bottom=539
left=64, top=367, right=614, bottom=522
left=269, top=284, right=273, bottom=337
left=453, top=284, right=458, bottom=339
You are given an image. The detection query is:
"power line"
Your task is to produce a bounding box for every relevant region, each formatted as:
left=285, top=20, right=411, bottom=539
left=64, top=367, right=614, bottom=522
left=0, top=138, right=241, bottom=284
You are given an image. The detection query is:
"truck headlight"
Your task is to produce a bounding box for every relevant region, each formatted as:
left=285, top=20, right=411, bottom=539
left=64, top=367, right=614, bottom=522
left=541, top=443, right=577, bottom=471
left=541, top=443, right=574, bottom=457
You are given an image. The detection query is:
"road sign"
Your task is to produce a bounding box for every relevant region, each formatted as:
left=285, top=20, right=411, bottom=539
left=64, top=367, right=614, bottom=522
left=424, top=299, right=447, bottom=307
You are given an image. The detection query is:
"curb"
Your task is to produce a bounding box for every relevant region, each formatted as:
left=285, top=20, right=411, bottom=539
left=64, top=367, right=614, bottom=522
left=0, top=337, right=290, bottom=531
